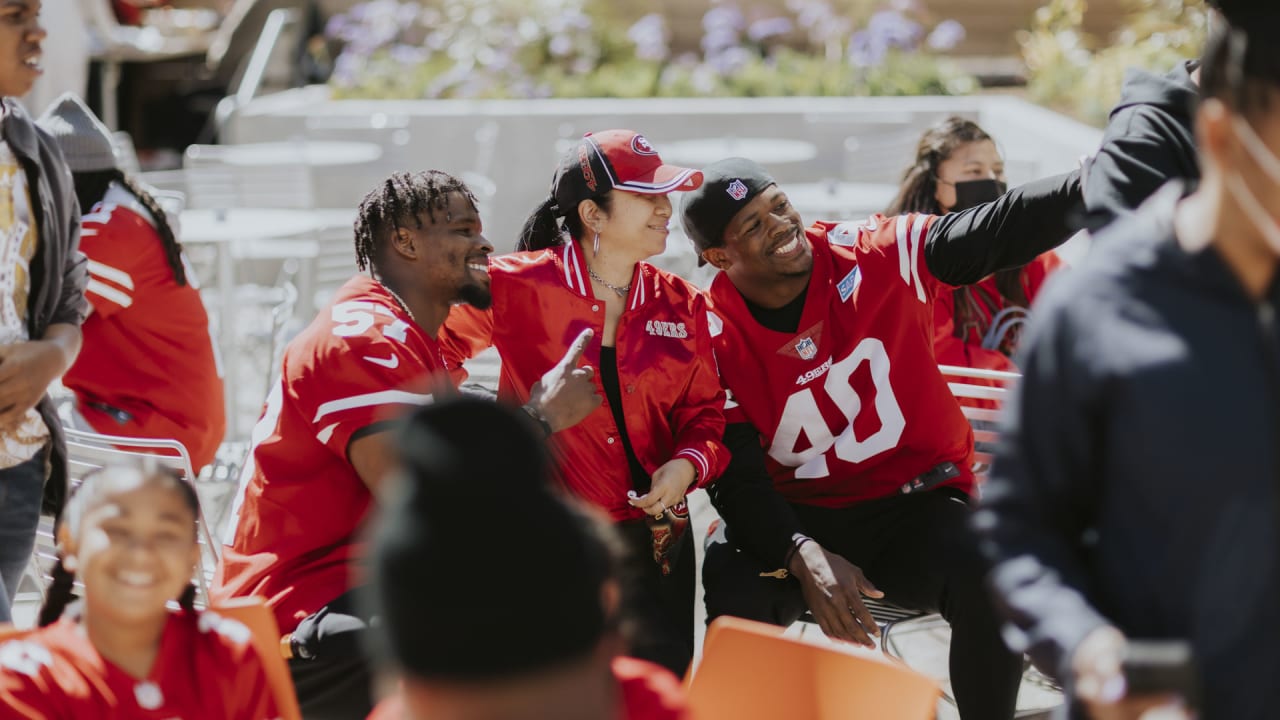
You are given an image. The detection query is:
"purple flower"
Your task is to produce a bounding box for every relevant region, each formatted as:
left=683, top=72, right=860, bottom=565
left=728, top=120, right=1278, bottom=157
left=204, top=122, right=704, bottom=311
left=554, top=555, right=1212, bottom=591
left=549, top=33, right=574, bottom=58
left=708, top=46, right=754, bottom=75
left=703, top=6, right=746, bottom=32
left=788, top=0, right=833, bottom=30
left=331, top=52, right=366, bottom=86
left=890, top=0, right=921, bottom=12
left=926, top=19, right=965, bottom=51
left=847, top=30, right=884, bottom=67
left=701, top=26, right=740, bottom=56
left=866, top=10, right=923, bottom=51
left=747, top=17, right=793, bottom=43
left=627, top=13, right=669, bottom=62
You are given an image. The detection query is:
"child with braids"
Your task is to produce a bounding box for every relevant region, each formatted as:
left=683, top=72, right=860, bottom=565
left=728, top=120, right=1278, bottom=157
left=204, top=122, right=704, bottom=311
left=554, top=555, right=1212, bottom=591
left=36, top=94, right=225, bottom=470
left=0, top=463, right=279, bottom=719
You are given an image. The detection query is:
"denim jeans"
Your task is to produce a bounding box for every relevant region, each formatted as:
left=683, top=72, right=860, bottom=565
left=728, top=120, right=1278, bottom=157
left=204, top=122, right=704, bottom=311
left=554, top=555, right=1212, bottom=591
left=0, top=449, right=48, bottom=623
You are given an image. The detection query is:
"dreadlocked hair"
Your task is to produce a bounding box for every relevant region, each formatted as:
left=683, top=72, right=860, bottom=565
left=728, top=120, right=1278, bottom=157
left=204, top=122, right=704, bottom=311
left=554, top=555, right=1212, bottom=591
left=38, top=463, right=203, bottom=627
left=73, top=169, right=187, bottom=286
left=517, top=192, right=613, bottom=253
left=354, top=171, right=478, bottom=272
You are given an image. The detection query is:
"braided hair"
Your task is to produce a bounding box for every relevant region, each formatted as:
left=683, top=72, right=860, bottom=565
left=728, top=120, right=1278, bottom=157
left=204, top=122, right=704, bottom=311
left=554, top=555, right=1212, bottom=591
left=73, top=169, right=187, bottom=286
left=38, top=464, right=202, bottom=627
left=354, top=171, right=479, bottom=273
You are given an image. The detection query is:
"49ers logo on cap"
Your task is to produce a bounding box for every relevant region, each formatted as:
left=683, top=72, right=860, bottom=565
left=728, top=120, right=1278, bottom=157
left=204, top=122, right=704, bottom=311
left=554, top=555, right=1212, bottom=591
left=578, top=144, right=598, bottom=192
left=631, top=134, right=657, bottom=156
left=727, top=179, right=749, bottom=201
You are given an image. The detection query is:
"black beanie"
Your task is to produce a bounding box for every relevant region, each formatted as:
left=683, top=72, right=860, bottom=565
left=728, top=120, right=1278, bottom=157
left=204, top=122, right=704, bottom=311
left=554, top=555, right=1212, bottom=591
left=679, top=157, right=777, bottom=259
left=365, top=397, right=613, bottom=680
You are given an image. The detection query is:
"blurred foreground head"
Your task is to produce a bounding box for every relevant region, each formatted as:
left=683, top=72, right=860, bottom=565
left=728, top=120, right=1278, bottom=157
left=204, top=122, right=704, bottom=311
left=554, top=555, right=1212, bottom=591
left=367, top=397, right=627, bottom=720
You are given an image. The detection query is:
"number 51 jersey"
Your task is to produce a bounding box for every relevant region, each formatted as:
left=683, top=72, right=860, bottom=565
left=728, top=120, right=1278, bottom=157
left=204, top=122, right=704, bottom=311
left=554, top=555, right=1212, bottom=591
left=708, top=215, right=975, bottom=508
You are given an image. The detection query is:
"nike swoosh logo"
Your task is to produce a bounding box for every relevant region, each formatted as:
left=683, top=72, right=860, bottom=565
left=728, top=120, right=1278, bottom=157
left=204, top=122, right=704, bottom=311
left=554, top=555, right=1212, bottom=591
left=362, top=354, right=399, bottom=369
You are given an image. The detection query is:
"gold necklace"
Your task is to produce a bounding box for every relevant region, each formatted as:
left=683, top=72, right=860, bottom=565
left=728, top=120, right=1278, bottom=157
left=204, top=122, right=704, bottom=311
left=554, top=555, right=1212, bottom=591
left=587, top=266, right=632, bottom=299
left=378, top=280, right=417, bottom=323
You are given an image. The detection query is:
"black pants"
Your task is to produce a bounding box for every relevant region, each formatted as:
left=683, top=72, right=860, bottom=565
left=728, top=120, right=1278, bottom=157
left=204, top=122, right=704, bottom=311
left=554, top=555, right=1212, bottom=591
left=287, top=587, right=375, bottom=720
left=703, top=489, right=1021, bottom=720
left=616, top=519, right=695, bottom=676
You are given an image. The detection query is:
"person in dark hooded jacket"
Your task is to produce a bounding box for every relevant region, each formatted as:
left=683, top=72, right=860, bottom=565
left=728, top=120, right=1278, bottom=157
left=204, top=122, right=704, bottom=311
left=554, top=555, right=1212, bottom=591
left=1083, top=1, right=1259, bottom=229
left=977, top=15, right=1280, bottom=720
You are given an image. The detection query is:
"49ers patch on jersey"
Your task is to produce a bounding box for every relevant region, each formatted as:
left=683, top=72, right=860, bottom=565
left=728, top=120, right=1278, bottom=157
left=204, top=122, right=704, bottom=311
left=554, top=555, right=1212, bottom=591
left=646, top=319, right=688, bottom=338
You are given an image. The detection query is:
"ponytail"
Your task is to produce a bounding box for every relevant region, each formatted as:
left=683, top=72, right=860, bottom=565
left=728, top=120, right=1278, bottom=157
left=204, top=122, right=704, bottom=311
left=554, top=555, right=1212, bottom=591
left=37, top=561, right=77, bottom=627
left=517, top=196, right=566, bottom=253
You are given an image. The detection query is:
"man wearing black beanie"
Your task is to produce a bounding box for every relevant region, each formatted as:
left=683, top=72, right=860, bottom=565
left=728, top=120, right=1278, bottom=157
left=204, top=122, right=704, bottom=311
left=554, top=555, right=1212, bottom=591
left=364, top=397, right=687, bottom=720
left=681, top=157, right=1082, bottom=719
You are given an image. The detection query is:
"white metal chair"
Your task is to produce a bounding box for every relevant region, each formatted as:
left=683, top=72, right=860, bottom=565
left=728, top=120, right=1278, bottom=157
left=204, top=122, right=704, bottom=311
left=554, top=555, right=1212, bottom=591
left=22, top=430, right=221, bottom=608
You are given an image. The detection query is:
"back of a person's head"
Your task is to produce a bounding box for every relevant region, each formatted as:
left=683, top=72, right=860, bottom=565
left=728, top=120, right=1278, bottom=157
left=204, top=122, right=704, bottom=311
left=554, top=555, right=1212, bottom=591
left=1199, top=9, right=1280, bottom=117
left=367, top=398, right=619, bottom=685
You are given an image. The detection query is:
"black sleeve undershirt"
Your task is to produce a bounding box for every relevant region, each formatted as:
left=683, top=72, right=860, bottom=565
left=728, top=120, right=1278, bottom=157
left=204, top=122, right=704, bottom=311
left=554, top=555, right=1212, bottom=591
left=924, top=169, right=1083, bottom=286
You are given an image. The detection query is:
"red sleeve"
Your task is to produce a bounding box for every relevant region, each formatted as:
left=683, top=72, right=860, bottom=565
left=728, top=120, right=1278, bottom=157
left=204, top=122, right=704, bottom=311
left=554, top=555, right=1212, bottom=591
left=222, top=632, right=280, bottom=720
left=1023, top=251, right=1065, bottom=302
left=78, top=210, right=153, bottom=320
left=438, top=303, right=496, bottom=385
left=613, top=657, right=688, bottom=720
left=294, top=302, right=442, bottom=458
left=825, top=214, right=946, bottom=303
left=669, top=300, right=729, bottom=487
left=0, top=636, right=72, bottom=719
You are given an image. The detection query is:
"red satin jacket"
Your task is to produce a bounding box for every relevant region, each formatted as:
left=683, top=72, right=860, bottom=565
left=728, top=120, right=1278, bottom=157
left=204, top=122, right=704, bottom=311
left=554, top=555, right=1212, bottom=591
left=439, top=240, right=729, bottom=522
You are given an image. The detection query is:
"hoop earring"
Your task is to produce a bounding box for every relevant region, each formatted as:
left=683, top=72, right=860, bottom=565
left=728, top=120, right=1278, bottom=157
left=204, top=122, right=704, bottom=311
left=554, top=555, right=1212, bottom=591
left=593, top=232, right=600, bottom=255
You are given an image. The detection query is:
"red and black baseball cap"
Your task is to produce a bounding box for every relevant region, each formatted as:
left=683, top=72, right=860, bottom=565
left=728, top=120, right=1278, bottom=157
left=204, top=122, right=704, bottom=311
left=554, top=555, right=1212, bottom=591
left=551, top=129, right=703, bottom=215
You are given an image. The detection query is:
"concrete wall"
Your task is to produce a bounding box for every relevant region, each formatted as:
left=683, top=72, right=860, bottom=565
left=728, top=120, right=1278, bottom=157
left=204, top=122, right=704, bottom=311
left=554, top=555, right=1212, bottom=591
left=228, top=89, right=1101, bottom=257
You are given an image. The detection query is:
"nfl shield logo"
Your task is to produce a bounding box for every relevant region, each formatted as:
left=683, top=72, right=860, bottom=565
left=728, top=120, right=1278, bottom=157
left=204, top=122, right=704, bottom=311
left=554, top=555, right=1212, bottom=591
left=795, top=337, right=817, bottom=360
left=727, top=179, right=749, bottom=201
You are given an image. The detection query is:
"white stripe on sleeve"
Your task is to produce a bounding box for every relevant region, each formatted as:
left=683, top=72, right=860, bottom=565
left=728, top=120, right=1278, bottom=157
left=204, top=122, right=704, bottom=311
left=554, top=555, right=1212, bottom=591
left=312, top=390, right=434, bottom=424
left=87, top=259, right=135, bottom=290
left=87, top=279, right=133, bottom=308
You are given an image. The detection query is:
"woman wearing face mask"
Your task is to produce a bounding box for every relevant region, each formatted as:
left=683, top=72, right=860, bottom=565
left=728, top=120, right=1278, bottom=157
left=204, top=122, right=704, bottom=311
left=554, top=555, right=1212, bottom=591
left=887, top=117, right=1063, bottom=375
left=0, top=464, right=279, bottom=719
left=438, top=130, right=729, bottom=676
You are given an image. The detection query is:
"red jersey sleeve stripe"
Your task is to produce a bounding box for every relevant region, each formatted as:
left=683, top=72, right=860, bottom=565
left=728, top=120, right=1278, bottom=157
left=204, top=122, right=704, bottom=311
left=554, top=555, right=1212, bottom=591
left=87, top=260, right=135, bottom=290
left=86, top=279, right=133, bottom=308
left=311, top=389, right=434, bottom=424
left=908, top=214, right=927, bottom=303
left=675, top=447, right=711, bottom=482
left=895, top=215, right=911, bottom=289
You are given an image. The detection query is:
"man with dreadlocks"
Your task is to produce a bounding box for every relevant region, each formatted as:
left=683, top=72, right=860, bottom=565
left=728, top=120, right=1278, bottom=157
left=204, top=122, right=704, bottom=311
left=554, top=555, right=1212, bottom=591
left=36, top=93, right=225, bottom=471
left=215, top=170, right=601, bottom=719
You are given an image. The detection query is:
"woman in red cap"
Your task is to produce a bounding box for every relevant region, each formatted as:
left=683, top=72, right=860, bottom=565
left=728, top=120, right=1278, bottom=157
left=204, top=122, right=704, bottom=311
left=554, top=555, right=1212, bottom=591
left=439, top=129, right=728, bottom=676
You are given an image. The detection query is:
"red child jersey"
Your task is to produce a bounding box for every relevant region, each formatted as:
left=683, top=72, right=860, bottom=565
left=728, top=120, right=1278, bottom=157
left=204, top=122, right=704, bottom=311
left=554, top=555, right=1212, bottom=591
left=0, top=609, right=279, bottom=719
left=708, top=215, right=975, bottom=507
left=214, top=275, right=449, bottom=633
left=931, top=251, right=1063, bottom=373
left=61, top=186, right=225, bottom=470
left=365, top=657, right=686, bottom=720
left=440, top=240, right=728, bottom=522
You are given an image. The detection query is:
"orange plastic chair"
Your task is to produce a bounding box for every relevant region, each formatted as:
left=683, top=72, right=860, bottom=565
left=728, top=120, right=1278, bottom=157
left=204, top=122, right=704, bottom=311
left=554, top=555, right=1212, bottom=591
left=688, top=616, right=940, bottom=720
left=212, top=596, right=303, bottom=720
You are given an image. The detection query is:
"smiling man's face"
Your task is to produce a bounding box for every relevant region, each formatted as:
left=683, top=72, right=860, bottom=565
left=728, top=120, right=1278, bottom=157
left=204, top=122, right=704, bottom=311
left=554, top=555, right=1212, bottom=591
left=0, top=0, right=43, bottom=99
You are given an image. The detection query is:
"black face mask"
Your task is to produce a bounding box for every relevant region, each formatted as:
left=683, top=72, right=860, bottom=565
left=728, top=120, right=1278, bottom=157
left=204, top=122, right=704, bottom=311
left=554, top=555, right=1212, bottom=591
left=951, top=178, right=1008, bottom=212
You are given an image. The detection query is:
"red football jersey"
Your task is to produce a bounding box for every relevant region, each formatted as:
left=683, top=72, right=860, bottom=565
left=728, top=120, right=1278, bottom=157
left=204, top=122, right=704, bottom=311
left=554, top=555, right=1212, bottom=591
left=0, top=609, right=279, bottom=719
left=708, top=215, right=974, bottom=507
left=61, top=187, right=226, bottom=470
left=364, top=657, right=686, bottom=720
left=214, top=275, right=449, bottom=634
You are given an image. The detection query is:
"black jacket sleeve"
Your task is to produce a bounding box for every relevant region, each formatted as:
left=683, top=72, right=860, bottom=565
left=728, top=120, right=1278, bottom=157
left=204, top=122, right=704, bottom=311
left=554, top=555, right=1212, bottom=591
left=972, top=290, right=1110, bottom=684
left=1083, top=106, right=1199, bottom=229
left=923, top=169, right=1081, bottom=286
left=707, top=422, right=805, bottom=570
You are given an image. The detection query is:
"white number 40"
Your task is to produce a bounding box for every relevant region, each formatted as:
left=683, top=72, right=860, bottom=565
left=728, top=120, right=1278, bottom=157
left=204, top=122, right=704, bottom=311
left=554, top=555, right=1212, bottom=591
left=768, top=337, right=905, bottom=479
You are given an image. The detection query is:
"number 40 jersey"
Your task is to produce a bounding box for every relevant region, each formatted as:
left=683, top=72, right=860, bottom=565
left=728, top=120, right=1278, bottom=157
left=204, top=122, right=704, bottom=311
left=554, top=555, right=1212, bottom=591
left=708, top=216, right=975, bottom=508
